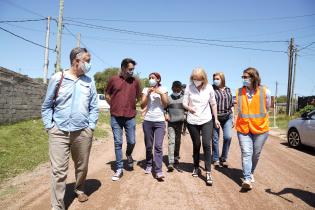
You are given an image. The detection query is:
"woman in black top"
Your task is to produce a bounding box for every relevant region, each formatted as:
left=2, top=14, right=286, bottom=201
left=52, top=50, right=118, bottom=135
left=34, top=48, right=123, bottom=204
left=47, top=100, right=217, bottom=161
left=212, top=72, right=234, bottom=167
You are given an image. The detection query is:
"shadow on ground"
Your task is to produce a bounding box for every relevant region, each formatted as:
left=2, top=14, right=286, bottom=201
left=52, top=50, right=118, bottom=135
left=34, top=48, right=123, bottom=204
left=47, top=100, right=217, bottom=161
left=280, top=142, right=315, bottom=156
left=265, top=188, right=315, bottom=208
left=64, top=179, right=101, bottom=209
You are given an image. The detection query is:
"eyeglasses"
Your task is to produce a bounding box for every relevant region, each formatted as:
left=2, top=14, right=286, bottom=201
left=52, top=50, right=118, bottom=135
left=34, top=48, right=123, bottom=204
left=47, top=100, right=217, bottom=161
left=241, top=75, right=251, bottom=79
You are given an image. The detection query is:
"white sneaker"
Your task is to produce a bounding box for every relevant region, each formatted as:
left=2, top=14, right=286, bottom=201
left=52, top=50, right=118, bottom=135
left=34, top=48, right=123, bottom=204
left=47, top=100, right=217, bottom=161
left=251, top=174, right=255, bottom=183
left=242, top=179, right=253, bottom=190
left=112, top=169, right=123, bottom=181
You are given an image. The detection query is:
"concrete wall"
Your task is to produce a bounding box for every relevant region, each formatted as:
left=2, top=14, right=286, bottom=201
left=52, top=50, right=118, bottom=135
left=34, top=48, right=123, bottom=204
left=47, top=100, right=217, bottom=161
left=0, top=67, right=47, bottom=124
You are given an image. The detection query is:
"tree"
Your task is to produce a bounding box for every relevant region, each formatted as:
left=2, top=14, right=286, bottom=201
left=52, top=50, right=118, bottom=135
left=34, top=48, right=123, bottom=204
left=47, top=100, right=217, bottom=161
left=276, top=95, right=287, bottom=103
left=94, top=68, right=119, bottom=93
left=94, top=68, right=149, bottom=94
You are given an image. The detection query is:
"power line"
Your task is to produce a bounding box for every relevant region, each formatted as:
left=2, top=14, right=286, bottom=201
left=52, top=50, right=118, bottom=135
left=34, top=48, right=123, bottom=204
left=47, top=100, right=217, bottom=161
left=299, top=41, right=315, bottom=51
left=1, top=1, right=45, bottom=18
left=62, top=24, right=111, bottom=66
left=63, top=21, right=287, bottom=53
left=64, top=19, right=288, bottom=44
left=63, top=12, right=315, bottom=23
left=0, top=18, right=47, bottom=23
left=0, top=26, right=55, bottom=52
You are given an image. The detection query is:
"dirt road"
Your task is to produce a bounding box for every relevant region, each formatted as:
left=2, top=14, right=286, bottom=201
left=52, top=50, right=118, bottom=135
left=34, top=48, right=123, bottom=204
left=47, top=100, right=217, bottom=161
left=1, top=125, right=315, bottom=210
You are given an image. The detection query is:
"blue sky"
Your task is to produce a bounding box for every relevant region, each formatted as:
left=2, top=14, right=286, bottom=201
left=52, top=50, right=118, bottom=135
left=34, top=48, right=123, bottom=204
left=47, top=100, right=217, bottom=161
left=0, top=0, right=314, bottom=96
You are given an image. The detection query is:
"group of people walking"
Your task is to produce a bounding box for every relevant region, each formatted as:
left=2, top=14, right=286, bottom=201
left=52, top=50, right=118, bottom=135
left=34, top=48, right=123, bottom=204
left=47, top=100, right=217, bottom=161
left=42, top=47, right=270, bottom=210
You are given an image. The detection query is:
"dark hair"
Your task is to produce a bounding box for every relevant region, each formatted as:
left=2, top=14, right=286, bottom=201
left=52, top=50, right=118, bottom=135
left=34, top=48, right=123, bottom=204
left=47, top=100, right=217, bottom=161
left=243, top=67, right=261, bottom=91
left=121, top=58, right=136, bottom=69
left=70, top=47, right=88, bottom=65
left=172, top=81, right=182, bottom=88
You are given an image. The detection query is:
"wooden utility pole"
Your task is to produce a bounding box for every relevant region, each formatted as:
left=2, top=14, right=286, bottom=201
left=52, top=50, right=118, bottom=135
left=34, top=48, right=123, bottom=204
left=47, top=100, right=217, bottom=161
left=290, top=49, right=298, bottom=114
left=286, top=38, right=294, bottom=116
left=274, top=81, right=278, bottom=127
left=55, top=0, right=64, bottom=72
left=77, top=33, right=81, bottom=47
left=43, top=16, right=51, bottom=84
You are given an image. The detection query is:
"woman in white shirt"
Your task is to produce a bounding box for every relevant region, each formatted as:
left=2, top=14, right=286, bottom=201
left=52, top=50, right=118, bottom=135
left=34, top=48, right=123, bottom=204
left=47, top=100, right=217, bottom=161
left=141, top=72, right=168, bottom=181
left=183, top=68, right=220, bottom=186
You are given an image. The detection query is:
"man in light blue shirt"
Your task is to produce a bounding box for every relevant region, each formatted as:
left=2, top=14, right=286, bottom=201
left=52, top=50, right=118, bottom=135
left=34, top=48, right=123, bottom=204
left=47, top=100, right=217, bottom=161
left=42, top=47, right=98, bottom=210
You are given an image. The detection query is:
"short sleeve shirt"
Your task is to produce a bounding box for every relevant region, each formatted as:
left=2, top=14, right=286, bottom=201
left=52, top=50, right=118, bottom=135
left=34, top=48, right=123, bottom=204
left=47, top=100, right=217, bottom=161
left=183, top=83, right=216, bottom=125
left=105, top=75, right=140, bottom=118
left=142, top=86, right=168, bottom=122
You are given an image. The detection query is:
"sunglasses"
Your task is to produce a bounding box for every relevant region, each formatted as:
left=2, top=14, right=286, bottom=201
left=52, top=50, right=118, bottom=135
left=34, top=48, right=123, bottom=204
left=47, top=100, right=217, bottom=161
left=127, top=68, right=134, bottom=71
left=241, top=75, right=251, bottom=79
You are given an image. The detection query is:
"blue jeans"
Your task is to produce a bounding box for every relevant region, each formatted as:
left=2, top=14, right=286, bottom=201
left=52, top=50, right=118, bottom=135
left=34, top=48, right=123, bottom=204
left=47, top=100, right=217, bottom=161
left=111, top=116, right=136, bottom=170
left=142, top=120, right=166, bottom=173
left=237, top=131, right=268, bottom=181
left=212, top=114, right=232, bottom=162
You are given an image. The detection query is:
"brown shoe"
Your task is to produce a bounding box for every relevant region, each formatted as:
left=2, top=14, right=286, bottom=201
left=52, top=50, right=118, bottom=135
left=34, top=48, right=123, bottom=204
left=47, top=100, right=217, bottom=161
left=77, top=193, right=89, bottom=202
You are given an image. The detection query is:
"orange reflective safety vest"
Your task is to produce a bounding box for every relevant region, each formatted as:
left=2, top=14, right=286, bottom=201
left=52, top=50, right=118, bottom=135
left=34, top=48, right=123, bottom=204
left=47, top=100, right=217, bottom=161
left=235, top=86, right=269, bottom=134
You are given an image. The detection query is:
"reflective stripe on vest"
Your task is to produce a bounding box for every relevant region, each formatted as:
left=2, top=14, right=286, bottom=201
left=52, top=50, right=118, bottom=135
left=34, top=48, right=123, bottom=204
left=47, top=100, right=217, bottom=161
left=237, top=86, right=266, bottom=118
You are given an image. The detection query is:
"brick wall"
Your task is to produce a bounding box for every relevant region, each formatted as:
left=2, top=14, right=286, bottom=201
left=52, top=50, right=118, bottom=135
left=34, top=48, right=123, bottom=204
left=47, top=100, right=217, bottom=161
left=0, top=67, right=47, bottom=124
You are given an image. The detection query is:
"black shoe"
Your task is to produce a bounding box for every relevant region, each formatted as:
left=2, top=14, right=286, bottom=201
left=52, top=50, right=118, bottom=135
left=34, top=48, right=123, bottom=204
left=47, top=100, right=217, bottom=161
left=220, top=159, right=229, bottom=168
left=192, top=167, right=200, bottom=177
left=126, top=155, right=134, bottom=170
left=167, top=164, right=174, bottom=172
left=206, top=172, right=213, bottom=186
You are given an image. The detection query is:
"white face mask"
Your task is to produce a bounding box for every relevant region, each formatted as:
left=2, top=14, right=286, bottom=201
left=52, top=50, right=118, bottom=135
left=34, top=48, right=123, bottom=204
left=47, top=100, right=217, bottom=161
left=173, top=92, right=181, bottom=97
left=149, top=78, right=157, bottom=87
left=193, top=80, right=202, bottom=87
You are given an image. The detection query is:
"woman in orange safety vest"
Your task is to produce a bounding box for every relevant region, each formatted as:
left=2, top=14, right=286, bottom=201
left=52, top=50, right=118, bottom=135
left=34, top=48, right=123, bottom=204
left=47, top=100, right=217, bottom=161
left=235, top=67, right=271, bottom=191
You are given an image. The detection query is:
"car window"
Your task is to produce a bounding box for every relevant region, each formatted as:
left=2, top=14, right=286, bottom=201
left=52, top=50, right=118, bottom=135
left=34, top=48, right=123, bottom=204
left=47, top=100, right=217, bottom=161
left=311, top=114, right=315, bottom=120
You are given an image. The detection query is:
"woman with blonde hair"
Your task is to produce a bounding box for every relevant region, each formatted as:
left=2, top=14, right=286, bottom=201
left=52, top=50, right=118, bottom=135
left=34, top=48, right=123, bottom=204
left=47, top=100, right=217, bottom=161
left=212, top=72, right=234, bottom=168
left=236, top=67, right=271, bottom=190
left=183, top=68, right=220, bottom=186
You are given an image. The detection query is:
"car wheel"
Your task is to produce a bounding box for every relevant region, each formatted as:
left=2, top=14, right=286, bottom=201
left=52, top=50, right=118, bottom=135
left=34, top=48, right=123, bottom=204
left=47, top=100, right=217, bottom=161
left=287, top=128, right=301, bottom=147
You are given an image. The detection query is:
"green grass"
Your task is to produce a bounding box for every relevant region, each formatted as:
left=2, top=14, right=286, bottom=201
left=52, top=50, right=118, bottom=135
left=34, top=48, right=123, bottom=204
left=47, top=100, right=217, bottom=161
left=269, top=114, right=299, bottom=130
left=0, top=111, right=143, bottom=184
left=0, top=119, right=48, bottom=184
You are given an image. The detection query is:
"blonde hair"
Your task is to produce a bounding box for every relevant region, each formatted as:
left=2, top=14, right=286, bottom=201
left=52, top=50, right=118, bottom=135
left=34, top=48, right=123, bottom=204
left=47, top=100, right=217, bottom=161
left=213, top=72, right=226, bottom=87
left=190, top=67, right=208, bottom=89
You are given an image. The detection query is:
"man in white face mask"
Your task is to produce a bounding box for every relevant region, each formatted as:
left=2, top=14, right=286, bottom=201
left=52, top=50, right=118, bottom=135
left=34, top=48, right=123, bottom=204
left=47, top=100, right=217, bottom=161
left=42, top=47, right=99, bottom=209
left=165, top=81, right=186, bottom=171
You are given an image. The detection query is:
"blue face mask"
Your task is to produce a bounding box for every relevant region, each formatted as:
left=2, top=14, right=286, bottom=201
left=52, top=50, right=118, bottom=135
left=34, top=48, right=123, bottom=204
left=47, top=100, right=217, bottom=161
left=213, top=79, right=221, bottom=87
left=149, top=78, right=157, bottom=87
left=242, top=78, right=251, bottom=87
left=81, top=61, right=91, bottom=74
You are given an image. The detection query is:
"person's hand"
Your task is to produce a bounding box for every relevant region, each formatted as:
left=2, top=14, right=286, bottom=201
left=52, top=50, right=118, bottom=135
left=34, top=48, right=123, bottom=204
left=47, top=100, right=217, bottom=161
left=165, top=114, right=170, bottom=121
left=153, top=87, right=163, bottom=95
left=214, top=119, right=221, bottom=129
left=188, top=107, right=196, bottom=114
left=147, top=87, right=155, bottom=95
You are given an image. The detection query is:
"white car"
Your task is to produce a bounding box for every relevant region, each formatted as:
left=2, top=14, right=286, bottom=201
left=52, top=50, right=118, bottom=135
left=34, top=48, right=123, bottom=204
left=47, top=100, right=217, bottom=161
left=287, top=110, right=315, bottom=148
left=97, top=94, right=110, bottom=111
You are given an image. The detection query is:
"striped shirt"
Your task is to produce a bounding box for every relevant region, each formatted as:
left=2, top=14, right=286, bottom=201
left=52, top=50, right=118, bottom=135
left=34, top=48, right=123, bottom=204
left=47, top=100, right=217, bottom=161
left=213, top=85, right=233, bottom=115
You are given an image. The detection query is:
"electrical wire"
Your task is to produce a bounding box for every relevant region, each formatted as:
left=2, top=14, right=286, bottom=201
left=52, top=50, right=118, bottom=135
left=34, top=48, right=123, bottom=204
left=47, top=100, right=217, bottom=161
left=0, top=26, right=55, bottom=52
left=0, top=18, right=47, bottom=23
left=63, top=13, right=315, bottom=23
left=299, top=41, right=315, bottom=51
left=64, top=19, right=288, bottom=44
left=62, top=24, right=111, bottom=66
left=63, top=22, right=287, bottom=53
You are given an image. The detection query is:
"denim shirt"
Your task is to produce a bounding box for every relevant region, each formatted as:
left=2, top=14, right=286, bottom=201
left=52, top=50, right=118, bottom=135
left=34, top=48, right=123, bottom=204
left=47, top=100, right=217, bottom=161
left=41, top=70, right=99, bottom=132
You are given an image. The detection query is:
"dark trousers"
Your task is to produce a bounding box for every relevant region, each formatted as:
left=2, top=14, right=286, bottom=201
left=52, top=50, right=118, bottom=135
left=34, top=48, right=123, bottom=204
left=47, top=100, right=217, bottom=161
left=142, top=120, right=166, bottom=173
left=187, top=120, right=213, bottom=172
